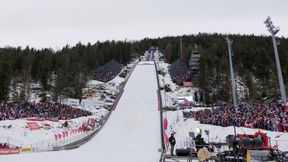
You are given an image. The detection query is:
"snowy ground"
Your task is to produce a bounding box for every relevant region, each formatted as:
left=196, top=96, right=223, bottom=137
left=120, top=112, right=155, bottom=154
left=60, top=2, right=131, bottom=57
left=1, top=61, right=161, bottom=162
left=0, top=114, right=106, bottom=148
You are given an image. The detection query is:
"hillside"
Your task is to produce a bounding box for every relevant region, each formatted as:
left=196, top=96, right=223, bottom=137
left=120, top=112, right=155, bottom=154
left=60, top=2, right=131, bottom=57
left=1, top=33, right=288, bottom=104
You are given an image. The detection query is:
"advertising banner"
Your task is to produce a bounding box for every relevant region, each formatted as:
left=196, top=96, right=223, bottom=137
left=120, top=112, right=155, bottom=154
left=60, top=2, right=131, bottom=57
left=0, top=148, right=20, bottom=155
left=33, top=147, right=45, bottom=153
left=20, top=147, right=33, bottom=153
left=183, top=82, right=193, bottom=87
left=27, top=122, right=41, bottom=131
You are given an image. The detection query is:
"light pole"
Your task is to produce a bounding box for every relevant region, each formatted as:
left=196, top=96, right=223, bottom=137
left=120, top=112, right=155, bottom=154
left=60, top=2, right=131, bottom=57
left=226, top=37, right=238, bottom=161
left=264, top=16, right=287, bottom=102
left=226, top=36, right=237, bottom=110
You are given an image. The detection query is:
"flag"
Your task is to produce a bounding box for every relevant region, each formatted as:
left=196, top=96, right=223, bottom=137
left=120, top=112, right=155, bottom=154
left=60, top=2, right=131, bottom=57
left=54, top=134, right=58, bottom=141
left=65, top=130, right=69, bottom=137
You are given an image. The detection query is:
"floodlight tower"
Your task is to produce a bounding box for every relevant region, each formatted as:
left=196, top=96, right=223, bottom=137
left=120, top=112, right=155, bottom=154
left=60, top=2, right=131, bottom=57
left=226, top=37, right=237, bottom=110
left=264, top=16, right=287, bottom=102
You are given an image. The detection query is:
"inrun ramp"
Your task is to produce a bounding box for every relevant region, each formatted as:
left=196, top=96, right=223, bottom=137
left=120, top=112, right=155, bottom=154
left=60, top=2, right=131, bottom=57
left=2, top=61, right=161, bottom=162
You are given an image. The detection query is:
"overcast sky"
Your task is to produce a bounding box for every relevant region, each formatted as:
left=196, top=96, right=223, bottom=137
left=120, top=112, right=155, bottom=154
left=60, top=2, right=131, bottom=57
left=0, top=0, right=287, bottom=49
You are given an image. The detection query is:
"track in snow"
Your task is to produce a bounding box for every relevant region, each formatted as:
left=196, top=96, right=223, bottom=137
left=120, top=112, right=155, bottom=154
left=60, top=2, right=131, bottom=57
left=2, top=61, right=161, bottom=162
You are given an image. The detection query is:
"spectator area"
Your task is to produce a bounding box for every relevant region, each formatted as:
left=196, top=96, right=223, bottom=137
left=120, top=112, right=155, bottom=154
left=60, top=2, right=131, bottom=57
left=0, top=143, right=19, bottom=149
left=0, top=102, right=92, bottom=121
left=0, top=143, right=10, bottom=149
left=183, top=102, right=288, bottom=132
left=169, top=59, right=192, bottom=85
left=91, top=60, right=122, bottom=82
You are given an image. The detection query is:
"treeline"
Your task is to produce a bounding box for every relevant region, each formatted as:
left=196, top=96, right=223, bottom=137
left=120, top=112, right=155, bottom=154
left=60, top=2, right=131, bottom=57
left=0, top=41, right=140, bottom=101
left=156, top=33, right=288, bottom=104
left=1, top=33, right=288, bottom=104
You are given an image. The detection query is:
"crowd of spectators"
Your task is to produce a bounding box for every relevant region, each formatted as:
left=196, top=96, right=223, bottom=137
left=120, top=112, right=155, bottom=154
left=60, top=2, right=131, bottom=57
left=169, top=59, right=192, bottom=85
left=0, top=143, right=20, bottom=149
left=183, top=102, right=288, bottom=132
left=92, top=60, right=122, bottom=82
left=0, top=143, right=10, bottom=149
left=0, top=101, right=92, bottom=121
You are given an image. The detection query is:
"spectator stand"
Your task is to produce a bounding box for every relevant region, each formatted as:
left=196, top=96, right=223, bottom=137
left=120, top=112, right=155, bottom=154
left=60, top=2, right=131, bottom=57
left=169, top=59, right=192, bottom=85
left=91, top=60, right=123, bottom=83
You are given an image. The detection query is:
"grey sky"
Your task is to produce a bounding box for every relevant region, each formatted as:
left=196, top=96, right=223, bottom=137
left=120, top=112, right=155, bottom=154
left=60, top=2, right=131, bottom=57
left=0, top=0, right=287, bottom=49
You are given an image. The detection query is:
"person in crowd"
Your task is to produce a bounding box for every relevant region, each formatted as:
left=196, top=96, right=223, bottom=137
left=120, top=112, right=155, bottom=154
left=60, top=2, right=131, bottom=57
left=169, top=133, right=176, bottom=156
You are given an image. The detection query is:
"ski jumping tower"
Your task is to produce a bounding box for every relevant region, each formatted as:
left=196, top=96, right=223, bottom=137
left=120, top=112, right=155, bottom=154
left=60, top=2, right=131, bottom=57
left=189, top=44, right=201, bottom=74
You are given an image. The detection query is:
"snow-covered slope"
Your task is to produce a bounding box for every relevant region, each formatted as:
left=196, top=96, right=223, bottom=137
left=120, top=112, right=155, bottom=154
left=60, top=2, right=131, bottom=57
left=1, top=61, right=161, bottom=162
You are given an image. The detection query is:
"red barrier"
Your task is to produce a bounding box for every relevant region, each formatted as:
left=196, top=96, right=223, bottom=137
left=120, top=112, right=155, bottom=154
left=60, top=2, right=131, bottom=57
left=26, top=118, right=43, bottom=121
left=47, top=119, right=59, bottom=122
left=0, top=148, right=20, bottom=155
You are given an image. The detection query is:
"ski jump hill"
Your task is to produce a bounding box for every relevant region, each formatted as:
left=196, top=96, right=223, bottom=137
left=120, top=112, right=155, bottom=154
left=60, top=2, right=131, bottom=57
left=2, top=61, right=161, bottom=162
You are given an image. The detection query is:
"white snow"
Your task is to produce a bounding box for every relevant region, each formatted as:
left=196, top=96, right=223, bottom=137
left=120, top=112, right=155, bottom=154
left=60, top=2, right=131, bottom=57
left=1, top=61, right=161, bottom=162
